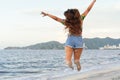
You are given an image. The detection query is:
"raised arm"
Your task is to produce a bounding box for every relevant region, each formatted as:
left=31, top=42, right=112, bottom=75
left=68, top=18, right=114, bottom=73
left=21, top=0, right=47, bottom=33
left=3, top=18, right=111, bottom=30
left=82, top=0, right=96, bottom=17
left=41, top=12, right=64, bottom=23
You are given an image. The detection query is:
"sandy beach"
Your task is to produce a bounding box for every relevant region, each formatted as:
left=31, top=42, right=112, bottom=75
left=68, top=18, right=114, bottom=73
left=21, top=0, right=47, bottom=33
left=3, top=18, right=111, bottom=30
left=52, top=64, right=120, bottom=80
left=82, top=69, right=120, bottom=80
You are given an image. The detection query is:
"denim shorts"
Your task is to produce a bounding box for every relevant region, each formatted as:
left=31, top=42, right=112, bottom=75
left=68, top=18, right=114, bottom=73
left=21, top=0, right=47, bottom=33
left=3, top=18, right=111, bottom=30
left=65, top=35, right=83, bottom=48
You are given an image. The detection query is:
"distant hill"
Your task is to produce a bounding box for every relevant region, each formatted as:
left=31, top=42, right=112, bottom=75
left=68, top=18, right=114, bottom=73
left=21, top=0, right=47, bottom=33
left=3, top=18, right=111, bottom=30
left=24, top=41, right=64, bottom=50
left=4, top=37, right=120, bottom=50
left=4, top=41, right=64, bottom=50
left=84, top=37, right=120, bottom=49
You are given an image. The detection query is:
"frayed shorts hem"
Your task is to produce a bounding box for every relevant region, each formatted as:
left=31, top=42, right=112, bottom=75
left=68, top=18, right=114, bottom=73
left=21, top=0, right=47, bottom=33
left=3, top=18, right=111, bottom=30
left=64, top=45, right=83, bottom=49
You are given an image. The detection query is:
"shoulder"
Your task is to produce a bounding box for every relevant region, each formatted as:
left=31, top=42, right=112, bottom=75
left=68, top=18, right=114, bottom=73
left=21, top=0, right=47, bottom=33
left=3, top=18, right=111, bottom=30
left=61, top=19, right=65, bottom=25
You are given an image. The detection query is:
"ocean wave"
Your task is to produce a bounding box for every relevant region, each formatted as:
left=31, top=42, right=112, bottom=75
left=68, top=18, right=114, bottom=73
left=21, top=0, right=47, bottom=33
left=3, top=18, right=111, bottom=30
left=0, top=70, right=41, bottom=74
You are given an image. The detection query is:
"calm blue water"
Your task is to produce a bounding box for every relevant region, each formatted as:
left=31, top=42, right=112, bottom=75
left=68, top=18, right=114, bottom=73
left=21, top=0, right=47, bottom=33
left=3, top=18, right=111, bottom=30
left=0, top=50, right=120, bottom=80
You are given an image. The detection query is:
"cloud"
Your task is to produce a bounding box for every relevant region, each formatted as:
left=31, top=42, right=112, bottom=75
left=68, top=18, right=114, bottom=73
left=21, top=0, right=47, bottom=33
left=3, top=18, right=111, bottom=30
left=114, top=5, right=120, bottom=11
left=114, top=1, right=120, bottom=11
left=16, top=8, right=41, bottom=16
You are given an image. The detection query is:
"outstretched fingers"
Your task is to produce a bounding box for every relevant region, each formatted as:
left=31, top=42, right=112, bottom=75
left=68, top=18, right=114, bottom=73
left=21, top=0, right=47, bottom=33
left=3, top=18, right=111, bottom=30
left=41, top=12, right=48, bottom=17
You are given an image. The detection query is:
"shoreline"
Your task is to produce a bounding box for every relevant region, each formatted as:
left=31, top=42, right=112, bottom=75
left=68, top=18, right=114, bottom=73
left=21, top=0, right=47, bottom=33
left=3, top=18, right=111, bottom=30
left=52, top=64, right=120, bottom=80
left=82, top=70, right=120, bottom=80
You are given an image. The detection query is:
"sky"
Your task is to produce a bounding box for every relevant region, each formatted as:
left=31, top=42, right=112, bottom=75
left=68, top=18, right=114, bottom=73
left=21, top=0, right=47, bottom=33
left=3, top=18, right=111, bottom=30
left=0, top=0, right=120, bottom=49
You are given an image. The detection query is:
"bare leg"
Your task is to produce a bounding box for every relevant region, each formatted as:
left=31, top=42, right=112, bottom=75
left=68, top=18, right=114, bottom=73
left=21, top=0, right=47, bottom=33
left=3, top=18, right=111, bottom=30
left=73, top=48, right=83, bottom=71
left=65, top=46, right=74, bottom=69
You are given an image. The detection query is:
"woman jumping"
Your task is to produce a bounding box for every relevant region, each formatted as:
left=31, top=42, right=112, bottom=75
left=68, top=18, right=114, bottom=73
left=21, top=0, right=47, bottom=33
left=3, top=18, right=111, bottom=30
left=41, top=0, right=96, bottom=71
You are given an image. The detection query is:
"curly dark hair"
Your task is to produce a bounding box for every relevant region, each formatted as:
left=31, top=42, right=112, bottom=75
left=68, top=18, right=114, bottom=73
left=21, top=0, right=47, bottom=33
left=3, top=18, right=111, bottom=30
left=64, top=9, right=82, bottom=35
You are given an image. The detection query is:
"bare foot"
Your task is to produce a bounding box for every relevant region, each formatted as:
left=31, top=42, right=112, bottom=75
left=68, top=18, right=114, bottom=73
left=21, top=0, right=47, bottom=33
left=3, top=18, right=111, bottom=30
left=67, top=62, right=74, bottom=70
left=69, top=65, right=74, bottom=70
left=75, top=61, right=81, bottom=71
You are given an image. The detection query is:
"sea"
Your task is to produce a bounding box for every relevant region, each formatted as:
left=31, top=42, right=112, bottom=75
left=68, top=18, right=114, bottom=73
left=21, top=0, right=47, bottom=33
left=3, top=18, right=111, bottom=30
left=0, top=49, right=120, bottom=80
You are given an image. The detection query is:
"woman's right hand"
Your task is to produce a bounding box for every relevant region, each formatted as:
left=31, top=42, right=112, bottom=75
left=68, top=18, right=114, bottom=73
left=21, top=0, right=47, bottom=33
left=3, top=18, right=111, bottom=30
left=41, top=12, right=48, bottom=17
left=93, top=0, right=96, bottom=2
